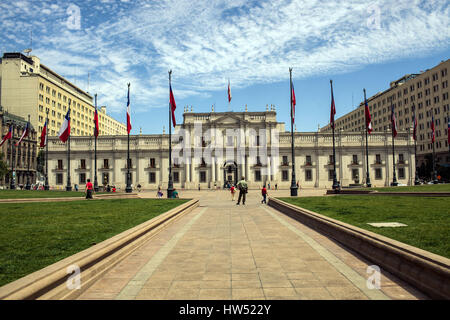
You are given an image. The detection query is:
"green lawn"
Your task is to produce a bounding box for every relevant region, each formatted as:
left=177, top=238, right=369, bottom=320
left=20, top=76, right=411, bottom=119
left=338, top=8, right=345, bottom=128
left=279, top=196, right=450, bottom=259
left=0, top=190, right=91, bottom=199
left=0, top=198, right=189, bottom=287
left=358, top=184, right=450, bottom=193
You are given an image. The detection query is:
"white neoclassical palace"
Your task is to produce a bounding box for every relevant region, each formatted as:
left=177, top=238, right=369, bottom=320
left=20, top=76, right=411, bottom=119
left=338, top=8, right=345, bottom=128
left=47, top=110, right=416, bottom=190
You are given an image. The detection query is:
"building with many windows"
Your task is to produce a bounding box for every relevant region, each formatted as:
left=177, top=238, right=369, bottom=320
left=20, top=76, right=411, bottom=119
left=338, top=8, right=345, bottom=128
left=46, top=110, right=415, bottom=190
left=0, top=52, right=127, bottom=140
left=321, top=59, right=450, bottom=170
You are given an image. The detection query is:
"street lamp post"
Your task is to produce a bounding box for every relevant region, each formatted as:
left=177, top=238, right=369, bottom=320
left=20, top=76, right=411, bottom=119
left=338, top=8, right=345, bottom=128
left=25, top=115, right=31, bottom=190
left=10, top=122, right=15, bottom=190
left=289, top=68, right=298, bottom=197
left=44, top=110, right=50, bottom=190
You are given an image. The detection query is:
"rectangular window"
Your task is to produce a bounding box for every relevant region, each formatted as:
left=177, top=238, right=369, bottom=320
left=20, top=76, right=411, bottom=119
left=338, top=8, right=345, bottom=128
left=282, top=156, right=288, bottom=166
left=398, top=168, right=405, bottom=179
left=375, top=168, right=382, bottom=179
left=80, top=159, right=86, bottom=170
left=352, top=169, right=359, bottom=180
left=352, top=155, right=358, bottom=165
left=149, top=172, right=156, bottom=183
left=329, top=155, right=334, bottom=164
left=306, top=155, right=312, bottom=165
left=282, top=170, right=288, bottom=181
left=173, top=172, right=179, bottom=183
left=103, top=159, right=109, bottom=169
left=255, top=170, right=262, bottom=182
left=200, top=171, right=206, bottom=183
left=150, top=158, right=156, bottom=168
left=398, top=154, right=404, bottom=163
left=376, top=154, right=381, bottom=164
left=56, top=173, right=63, bottom=185
left=305, top=170, right=312, bottom=181
left=328, top=170, right=334, bottom=181
left=79, top=173, right=86, bottom=184
left=57, top=159, right=63, bottom=170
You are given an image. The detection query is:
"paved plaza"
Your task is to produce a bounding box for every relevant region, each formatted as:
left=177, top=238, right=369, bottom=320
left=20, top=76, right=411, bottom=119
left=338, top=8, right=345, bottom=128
left=77, top=189, right=428, bottom=300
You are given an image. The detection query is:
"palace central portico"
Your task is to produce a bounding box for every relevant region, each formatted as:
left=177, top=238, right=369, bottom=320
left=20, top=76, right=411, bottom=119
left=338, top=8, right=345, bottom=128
left=47, top=109, right=415, bottom=190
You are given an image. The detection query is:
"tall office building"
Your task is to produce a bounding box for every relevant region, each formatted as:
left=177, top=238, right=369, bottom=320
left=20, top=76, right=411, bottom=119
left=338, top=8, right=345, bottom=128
left=0, top=53, right=127, bottom=139
left=321, top=59, right=449, bottom=169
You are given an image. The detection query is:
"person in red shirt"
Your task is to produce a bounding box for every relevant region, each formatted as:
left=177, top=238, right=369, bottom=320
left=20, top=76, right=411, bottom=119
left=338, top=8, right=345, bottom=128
left=85, top=179, right=94, bottom=199
left=261, top=185, right=268, bottom=204
left=230, top=185, right=236, bottom=201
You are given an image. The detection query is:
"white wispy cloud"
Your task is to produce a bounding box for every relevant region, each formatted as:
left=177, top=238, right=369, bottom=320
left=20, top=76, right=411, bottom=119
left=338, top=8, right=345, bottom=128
left=0, top=0, right=448, bottom=114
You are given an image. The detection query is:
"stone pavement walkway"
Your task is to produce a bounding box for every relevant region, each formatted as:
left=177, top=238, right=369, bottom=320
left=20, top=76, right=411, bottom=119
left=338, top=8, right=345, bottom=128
left=77, top=190, right=428, bottom=300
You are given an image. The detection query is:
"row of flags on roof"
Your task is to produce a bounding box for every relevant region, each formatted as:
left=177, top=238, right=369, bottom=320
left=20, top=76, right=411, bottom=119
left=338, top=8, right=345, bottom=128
left=0, top=78, right=448, bottom=149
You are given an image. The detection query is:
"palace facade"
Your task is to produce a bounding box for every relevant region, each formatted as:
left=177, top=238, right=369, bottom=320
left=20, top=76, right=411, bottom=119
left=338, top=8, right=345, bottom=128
left=47, top=110, right=415, bottom=190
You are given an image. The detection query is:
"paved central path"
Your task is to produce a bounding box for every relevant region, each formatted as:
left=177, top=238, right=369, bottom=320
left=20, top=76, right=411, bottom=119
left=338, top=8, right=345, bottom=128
left=78, top=190, right=427, bottom=300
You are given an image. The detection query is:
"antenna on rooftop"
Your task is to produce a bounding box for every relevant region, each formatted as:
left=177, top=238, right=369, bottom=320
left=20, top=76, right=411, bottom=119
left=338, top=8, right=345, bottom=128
left=24, top=31, right=32, bottom=56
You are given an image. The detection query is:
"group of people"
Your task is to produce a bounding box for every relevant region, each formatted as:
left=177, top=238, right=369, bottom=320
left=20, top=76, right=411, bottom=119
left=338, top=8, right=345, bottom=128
left=230, top=177, right=268, bottom=205
left=156, top=187, right=179, bottom=199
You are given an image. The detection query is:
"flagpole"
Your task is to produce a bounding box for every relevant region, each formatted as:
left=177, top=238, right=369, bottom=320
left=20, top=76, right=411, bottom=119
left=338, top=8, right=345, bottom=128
left=66, top=104, right=72, bottom=192
left=364, top=89, right=372, bottom=187
left=10, top=122, right=15, bottom=190
left=330, top=80, right=339, bottom=192
left=413, top=104, right=420, bottom=185
left=126, top=83, right=132, bottom=193
left=391, top=96, right=398, bottom=187
left=289, top=68, right=298, bottom=197
left=44, top=109, right=49, bottom=190
left=432, top=112, right=438, bottom=184
left=94, top=94, right=99, bottom=192
left=25, top=115, right=31, bottom=190
left=167, top=70, right=174, bottom=199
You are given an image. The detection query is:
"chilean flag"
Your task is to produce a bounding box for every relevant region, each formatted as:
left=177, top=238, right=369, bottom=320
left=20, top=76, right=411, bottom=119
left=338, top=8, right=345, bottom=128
left=413, top=112, right=417, bottom=141
left=127, top=84, right=131, bottom=134
left=291, top=83, right=296, bottom=124
left=391, top=104, right=397, bottom=138
left=94, top=107, right=99, bottom=137
left=330, top=82, right=336, bottom=129
left=431, top=115, right=435, bottom=143
left=228, top=79, right=232, bottom=103
left=58, top=109, right=71, bottom=143
left=0, top=125, right=12, bottom=147
left=15, top=122, right=30, bottom=146
left=170, top=83, right=176, bottom=127
left=364, top=97, right=373, bottom=134
left=40, top=120, right=48, bottom=148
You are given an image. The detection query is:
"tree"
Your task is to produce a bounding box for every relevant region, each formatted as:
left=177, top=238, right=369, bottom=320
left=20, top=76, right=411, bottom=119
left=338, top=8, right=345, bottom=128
left=36, top=150, right=45, bottom=175
left=0, top=152, right=8, bottom=181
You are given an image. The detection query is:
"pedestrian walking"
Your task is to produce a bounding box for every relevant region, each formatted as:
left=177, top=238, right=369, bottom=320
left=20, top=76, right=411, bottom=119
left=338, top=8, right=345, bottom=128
left=268, top=182, right=271, bottom=190
left=85, top=179, right=94, bottom=199
left=261, top=185, right=268, bottom=204
left=236, top=176, right=248, bottom=205
left=275, top=183, right=278, bottom=190
left=157, top=186, right=163, bottom=198
left=230, top=184, right=236, bottom=201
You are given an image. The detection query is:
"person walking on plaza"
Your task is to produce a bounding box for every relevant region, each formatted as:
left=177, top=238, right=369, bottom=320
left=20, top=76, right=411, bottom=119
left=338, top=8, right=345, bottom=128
left=236, top=176, right=248, bottom=205
left=261, top=185, right=268, bottom=204
left=230, top=184, right=236, bottom=201
left=85, top=179, right=94, bottom=199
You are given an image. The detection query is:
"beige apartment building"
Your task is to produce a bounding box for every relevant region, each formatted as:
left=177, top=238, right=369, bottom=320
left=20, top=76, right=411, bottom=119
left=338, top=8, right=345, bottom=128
left=0, top=52, right=127, bottom=140
left=321, top=59, right=450, bottom=169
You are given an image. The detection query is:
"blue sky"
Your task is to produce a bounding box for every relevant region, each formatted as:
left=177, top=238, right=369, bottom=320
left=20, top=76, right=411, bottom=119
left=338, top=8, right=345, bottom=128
left=0, top=0, right=449, bottom=134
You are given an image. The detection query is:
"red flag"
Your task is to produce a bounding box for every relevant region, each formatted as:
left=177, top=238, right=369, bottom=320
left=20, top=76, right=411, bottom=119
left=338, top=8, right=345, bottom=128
left=15, top=122, right=30, bottom=146
left=58, top=108, right=71, bottom=143
left=94, top=107, right=99, bottom=137
left=228, top=79, right=232, bottom=103
left=391, top=104, right=397, bottom=138
left=170, top=84, right=176, bottom=127
left=0, top=125, right=12, bottom=147
left=40, top=120, right=47, bottom=148
left=364, top=97, right=373, bottom=134
left=431, top=115, right=435, bottom=143
left=291, top=83, right=296, bottom=123
left=330, top=81, right=336, bottom=129
left=126, top=84, right=131, bottom=134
